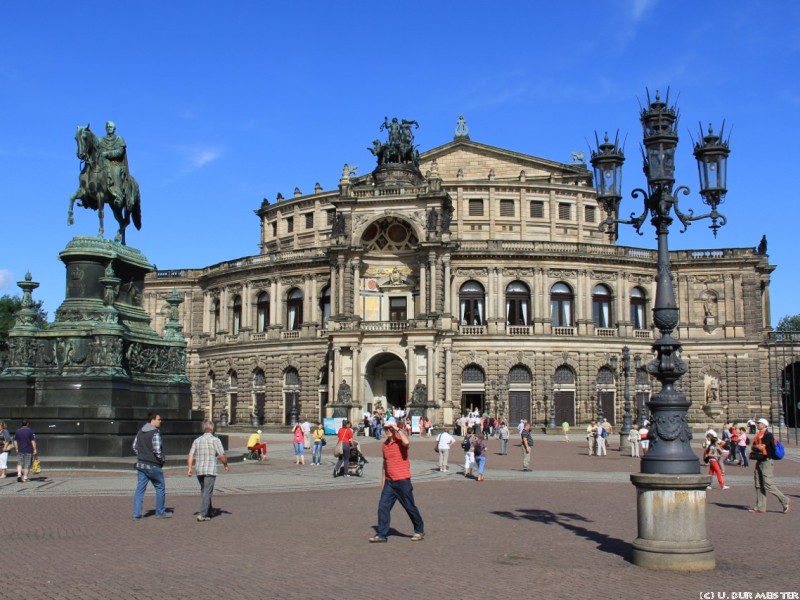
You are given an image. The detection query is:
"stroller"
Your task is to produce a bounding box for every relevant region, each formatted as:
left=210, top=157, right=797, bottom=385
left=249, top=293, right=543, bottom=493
left=334, top=439, right=368, bottom=478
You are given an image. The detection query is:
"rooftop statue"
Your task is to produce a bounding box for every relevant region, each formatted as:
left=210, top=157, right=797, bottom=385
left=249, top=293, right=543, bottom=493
left=368, top=117, right=420, bottom=168
left=67, top=121, right=142, bottom=245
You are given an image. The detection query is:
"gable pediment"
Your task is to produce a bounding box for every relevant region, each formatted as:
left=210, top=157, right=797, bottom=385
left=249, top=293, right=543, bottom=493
left=419, top=139, right=588, bottom=183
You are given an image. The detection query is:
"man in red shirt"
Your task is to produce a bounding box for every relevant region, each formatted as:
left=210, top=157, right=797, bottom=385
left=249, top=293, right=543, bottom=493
left=369, top=420, right=425, bottom=543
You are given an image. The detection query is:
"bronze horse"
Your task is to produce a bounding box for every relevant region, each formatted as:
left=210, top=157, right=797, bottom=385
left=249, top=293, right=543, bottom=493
left=67, top=125, right=141, bottom=244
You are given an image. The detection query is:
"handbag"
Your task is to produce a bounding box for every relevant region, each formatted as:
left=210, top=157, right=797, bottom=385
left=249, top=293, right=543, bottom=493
left=334, top=442, right=343, bottom=457
left=32, top=458, right=41, bottom=475
left=320, top=437, right=327, bottom=446
left=434, top=433, right=441, bottom=453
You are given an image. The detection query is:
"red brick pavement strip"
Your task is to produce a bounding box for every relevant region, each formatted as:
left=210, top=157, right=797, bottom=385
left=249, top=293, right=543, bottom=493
left=3, top=435, right=798, bottom=598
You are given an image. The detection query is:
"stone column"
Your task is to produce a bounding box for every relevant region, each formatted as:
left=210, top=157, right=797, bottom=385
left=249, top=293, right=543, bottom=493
left=444, top=347, right=453, bottom=425
left=310, top=275, right=318, bottom=323
left=203, top=291, right=210, bottom=333
left=419, top=258, right=427, bottom=315
left=337, top=257, right=346, bottom=316
left=406, top=345, right=415, bottom=405
left=496, top=267, right=504, bottom=322
left=429, top=251, right=437, bottom=314
left=352, top=258, right=361, bottom=318
left=269, top=280, right=278, bottom=326
left=219, top=287, right=230, bottom=332
left=243, top=281, right=252, bottom=330
left=333, top=346, right=342, bottom=392
left=486, top=266, right=494, bottom=321
left=352, top=345, right=360, bottom=407
left=329, top=260, right=338, bottom=317
left=426, top=345, right=434, bottom=404
left=443, top=258, right=451, bottom=315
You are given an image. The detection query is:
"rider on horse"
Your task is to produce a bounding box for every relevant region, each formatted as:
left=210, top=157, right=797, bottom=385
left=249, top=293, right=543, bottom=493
left=99, top=121, right=130, bottom=210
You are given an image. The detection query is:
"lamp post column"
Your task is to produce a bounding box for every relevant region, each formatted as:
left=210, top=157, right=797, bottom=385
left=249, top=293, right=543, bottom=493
left=592, top=89, right=730, bottom=571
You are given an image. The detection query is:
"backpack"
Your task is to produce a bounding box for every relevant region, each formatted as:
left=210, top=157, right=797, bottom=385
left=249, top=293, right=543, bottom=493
left=601, top=428, right=608, bottom=438
left=461, top=437, right=472, bottom=451
left=773, top=439, right=785, bottom=460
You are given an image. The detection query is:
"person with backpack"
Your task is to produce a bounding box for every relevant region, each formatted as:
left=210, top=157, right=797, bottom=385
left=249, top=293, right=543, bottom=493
left=749, top=418, right=790, bottom=514
left=473, top=435, right=487, bottom=482
left=462, top=432, right=475, bottom=477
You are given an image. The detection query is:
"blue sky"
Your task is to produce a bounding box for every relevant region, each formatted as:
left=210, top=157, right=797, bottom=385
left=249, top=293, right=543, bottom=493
left=1, top=1, right=797, bottom=325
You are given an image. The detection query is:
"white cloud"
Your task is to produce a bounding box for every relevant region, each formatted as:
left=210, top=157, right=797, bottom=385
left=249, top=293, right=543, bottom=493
left=189, top=148, right=222, bottom=169
left=172, top=145, right=224, bottom=171
left=631, top=0, right=658, bottom=21
left=0, top=269, right=14, bottom=290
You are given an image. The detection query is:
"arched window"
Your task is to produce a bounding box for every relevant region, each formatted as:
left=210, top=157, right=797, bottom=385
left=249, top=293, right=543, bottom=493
left=509, top=365, right=531, bottom=383
left=232, top=295, right=242, bottom=335
left=550, top=283, right=574, bottom=327
left=285, top=368, right=300, bottom=386
left=630, top=286, right=647, bottom=329
left=461, top=364, right=485, bottom=383
left=592, top=284, right=613, bottom=328
left=286, top=288, right=303, bottom=330
left=553, top=365, right=575, bottom=386
left=320, top=286, right=331, bottom=325
left=213, top=299, right=220, bottom=335
left=459, top=281, right=485, bottom=326
left=256, top=292, right=270, bottom=332
left=505, top=281, right=531, bottom=326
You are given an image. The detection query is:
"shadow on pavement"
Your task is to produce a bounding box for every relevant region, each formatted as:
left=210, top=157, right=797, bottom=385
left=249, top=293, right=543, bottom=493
left=492, top=508, right=632, bottom=562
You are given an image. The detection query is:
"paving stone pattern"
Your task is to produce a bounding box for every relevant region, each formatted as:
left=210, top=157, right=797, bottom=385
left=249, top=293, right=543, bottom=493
left=2, top=433, right=798, bottom=599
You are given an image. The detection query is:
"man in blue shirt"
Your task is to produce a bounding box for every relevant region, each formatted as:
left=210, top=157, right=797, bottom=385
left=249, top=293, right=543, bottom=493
left=13, top=419, right=37, bottom=483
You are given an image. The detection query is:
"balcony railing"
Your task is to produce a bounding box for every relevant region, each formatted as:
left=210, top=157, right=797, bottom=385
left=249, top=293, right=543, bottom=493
left=594, top=328, right=617, bottom=337
left=361, top=321, right=411, bottom=331
left=281, top=330, right=300, bottom=340
left=507, top=325, right=532, bottom=336
left=459, top=325, right=486, bottom=335
left=553, top=327, right=576, bottom=336
left=634, top=329, right=653, bottom=339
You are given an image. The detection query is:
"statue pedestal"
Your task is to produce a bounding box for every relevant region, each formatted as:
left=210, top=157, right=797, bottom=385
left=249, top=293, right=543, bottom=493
left=630, top=473, right=715, bottom=571
left=0, top=237, right=206, bottom=458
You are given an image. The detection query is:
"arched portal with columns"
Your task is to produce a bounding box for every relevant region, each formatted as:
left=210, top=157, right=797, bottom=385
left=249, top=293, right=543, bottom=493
left=363, top=351, right=407, bottom=413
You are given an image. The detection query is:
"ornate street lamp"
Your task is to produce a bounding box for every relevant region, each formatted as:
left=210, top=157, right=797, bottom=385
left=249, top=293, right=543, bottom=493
left=633, top=353, right=643, bottom=425
left=592, top=89, right=730, bottom=475
left=591, top=89, right=729, bottom=571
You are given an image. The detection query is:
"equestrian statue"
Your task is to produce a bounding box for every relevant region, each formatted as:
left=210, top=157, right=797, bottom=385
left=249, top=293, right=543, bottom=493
left=67, top=121, right=142, bottom=245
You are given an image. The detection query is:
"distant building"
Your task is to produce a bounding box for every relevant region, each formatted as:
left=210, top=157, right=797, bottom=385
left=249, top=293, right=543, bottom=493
left=143, top=124, right=776, bottom=429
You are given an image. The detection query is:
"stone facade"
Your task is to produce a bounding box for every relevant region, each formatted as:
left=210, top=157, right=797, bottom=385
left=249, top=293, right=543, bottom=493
left=143, top=135, right=776, bottom=430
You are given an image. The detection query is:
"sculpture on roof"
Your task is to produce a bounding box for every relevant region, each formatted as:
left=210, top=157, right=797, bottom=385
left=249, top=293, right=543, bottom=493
left=454, top=115, right=470, bottom=140
left=368, top=117, right=420, bottom=168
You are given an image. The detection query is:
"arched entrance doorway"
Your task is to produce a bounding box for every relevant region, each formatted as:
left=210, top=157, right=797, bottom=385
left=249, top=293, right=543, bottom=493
left=364, top=352, right=407, bottom=413
left=781, top=363, right=799, bottom=428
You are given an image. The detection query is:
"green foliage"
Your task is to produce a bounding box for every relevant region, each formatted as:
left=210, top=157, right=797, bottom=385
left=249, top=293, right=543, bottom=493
left=776, top=314, right=800, bottom=332
left=0, top=294, right=48, bottom=354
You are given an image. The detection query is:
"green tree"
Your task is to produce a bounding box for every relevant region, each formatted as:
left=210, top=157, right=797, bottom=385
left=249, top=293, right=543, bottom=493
left=0, top=294, right=48, bottom=356
left=776, top=314, right=800, bottom=332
